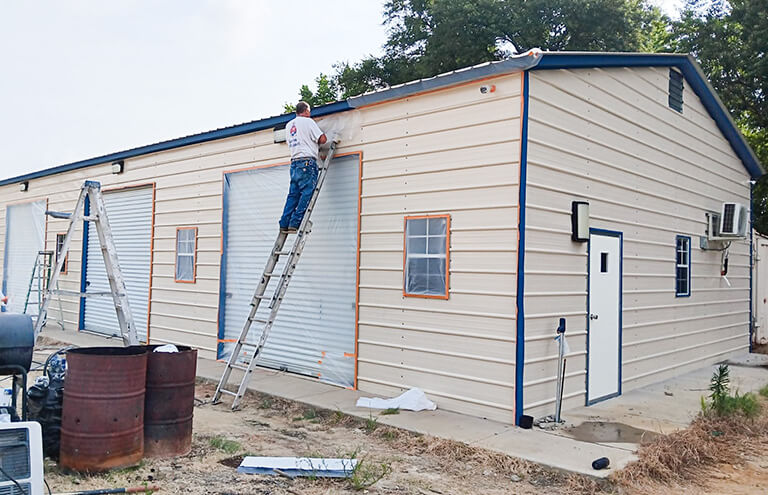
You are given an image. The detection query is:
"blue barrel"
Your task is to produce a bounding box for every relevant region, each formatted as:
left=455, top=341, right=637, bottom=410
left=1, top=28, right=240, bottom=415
left=0, top=314, right=34, bottom=371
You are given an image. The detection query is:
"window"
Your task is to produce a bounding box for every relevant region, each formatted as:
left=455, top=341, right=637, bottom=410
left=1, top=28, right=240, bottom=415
left=56, top=233, right=68, bottom=274
left=668, top=68, right=683, bottom=113
left=404, top=215, right=450, bottom=298
left=175, top=227, right=197, bottom=283
left=676, top=236, right=691, bottom=297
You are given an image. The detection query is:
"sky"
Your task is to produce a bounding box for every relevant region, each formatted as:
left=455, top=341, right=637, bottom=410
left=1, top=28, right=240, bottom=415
left=0, top=0, right=685, bottom=181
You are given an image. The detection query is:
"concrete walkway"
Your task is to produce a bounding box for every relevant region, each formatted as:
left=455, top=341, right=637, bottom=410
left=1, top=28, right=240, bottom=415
left=39, top=328, right=768, bottom=478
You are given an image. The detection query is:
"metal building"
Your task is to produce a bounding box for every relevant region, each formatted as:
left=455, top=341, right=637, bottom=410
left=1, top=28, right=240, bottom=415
left=0, top=51, right=762, bottom=425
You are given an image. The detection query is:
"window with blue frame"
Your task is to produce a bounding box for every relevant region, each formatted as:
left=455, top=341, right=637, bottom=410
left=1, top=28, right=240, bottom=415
left=676, top=236, right=691, bottom=297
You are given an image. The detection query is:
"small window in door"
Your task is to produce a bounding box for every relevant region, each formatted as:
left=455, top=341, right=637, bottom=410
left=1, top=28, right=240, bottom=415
left=56, top=233, right=68, bottom=275
left=404, top=215, right=450, bottom=298
left=175, top=227, right=197, bottom=283
left=676, top=235, right=691, bottom=297
left=600, top=252, right=609, bottom=273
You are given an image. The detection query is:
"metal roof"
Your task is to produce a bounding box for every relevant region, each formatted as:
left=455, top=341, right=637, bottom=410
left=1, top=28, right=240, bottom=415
left=0, top=50, right=761, bottom=186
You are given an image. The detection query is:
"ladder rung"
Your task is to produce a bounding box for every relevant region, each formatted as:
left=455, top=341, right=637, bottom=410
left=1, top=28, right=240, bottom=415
left=51, top=290, right=122, bottom=298
left=249, top=317, right=270, bottom=324
left=275, top=250, right=293, bottom=256
left=83, top=216, right=98, bottom=222
left=229, top=363, right=250, bottom=372
left=218, top=389, right=238, bottom=396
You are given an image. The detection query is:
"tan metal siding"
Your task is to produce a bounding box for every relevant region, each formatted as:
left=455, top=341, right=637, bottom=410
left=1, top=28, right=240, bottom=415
left=523, top=67, right=751, bottom=417
left=356, top=73, right=522, bottom=423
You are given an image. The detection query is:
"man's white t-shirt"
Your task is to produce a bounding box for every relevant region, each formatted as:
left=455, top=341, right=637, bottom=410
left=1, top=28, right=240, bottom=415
left=286, top=116, right=324, bottom=161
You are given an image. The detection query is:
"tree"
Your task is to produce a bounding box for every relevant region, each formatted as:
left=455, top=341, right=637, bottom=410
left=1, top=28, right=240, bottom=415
left=287, top=0, right=668, bottom=105
left=283, top=73, right=337, bottom=113
left=672, top=0, right=768, bottom=233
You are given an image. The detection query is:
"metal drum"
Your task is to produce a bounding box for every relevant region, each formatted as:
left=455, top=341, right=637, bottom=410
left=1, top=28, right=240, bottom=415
left=0, top=314, right=34, bottom=371
left=60, top=346, right=147, bottom=472
left=144, top=345, right=197, bottom=457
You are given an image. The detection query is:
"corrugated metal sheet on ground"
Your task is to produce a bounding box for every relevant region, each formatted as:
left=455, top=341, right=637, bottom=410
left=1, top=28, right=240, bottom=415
left=84, top=187, right=153, bottom=340
left=221, top=155, right=359, bottom=387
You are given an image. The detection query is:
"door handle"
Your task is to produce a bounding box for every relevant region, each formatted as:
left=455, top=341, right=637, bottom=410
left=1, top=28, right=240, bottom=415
left=590, top=314, right=599, bottom=320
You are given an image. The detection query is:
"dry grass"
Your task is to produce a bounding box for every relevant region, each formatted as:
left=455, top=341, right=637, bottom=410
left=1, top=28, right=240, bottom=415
left=613, top=402, right=768, bottom=491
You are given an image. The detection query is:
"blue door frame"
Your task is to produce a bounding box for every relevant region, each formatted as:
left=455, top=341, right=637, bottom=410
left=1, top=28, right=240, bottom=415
left=586, top=228, right=623, bottom=406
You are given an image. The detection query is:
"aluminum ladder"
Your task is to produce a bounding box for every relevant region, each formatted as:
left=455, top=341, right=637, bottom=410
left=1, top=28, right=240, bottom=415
left=23, top=250, right=65, bottom=330
left=34, top=181, right=139, bottom=346
left=214, top=142, right=338, bottom=409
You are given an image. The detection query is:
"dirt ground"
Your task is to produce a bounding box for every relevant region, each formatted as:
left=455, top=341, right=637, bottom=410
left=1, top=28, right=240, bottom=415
left=38, top=379, right=768, bottom=495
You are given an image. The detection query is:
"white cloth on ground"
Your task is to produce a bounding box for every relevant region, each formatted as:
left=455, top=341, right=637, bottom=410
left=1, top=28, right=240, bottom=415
left=356, top=387, right=437, bottom=411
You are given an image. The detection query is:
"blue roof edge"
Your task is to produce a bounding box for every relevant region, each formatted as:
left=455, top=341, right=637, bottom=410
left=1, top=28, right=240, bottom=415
left=2, top=52, right=761, bottom=186
left=0, top=100, right=352, bottom=187
left=534, top=52, right=764, bottom=179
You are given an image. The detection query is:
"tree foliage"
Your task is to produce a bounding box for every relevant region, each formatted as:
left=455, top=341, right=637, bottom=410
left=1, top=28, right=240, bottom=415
left=285, top=0, right=767, bottom=231
left=671, top=0, right=768, bottom=233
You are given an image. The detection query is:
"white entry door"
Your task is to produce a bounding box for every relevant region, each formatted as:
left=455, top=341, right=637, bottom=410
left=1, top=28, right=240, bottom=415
left=587, top=230, right=622, bottom=404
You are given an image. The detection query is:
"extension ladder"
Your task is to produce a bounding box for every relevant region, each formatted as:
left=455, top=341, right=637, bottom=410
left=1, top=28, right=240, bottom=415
left=23, top=250, right=65, bottom=330
left=214, top=142, right=338, bottom=409
left=34, top=181, right=139, bottom=346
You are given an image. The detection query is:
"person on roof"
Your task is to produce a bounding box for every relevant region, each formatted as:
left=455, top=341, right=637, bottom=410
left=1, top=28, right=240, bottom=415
left=279, top=101, right=328, bottom=234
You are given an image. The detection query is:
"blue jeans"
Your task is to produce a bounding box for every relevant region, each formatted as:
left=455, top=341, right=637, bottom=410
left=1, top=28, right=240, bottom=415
left=279, top=158, right=318, bottom=229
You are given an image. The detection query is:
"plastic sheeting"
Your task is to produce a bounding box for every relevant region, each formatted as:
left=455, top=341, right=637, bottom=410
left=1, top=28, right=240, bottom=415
left=404, top=216, right=448, bottom=296
left=84, top=187, right=153, bottom=340
left=175, top=228, right=195, bottom=282
left=220, top=154, right=359, bottom=387
left=2, top=201, right=46, bottom=314
left=356, top=388, right=437, bottom=412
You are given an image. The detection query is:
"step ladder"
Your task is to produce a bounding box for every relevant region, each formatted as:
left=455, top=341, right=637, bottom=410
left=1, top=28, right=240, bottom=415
left=33, top=181, right=139, bottom=346
left=23, top=250, right=65, bottom=330
left=214, top=142, right=338, bottom=409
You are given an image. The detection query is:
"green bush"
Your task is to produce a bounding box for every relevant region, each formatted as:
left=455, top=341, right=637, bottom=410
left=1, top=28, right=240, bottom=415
left=702, top=364, right=762, bottom=418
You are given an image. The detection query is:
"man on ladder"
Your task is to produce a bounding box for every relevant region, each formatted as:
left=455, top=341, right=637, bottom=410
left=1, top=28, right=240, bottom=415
left=214, top=102, right=338, bottom=409
left=279, top=101, right=328, bottom=234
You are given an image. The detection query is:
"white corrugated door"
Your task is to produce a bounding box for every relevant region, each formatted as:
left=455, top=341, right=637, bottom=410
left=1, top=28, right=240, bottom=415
left=2, top=201, right=46, bottom=314
left=221, top=154, right=358, bottom=387
left=84, top=187, right=153, bottom=341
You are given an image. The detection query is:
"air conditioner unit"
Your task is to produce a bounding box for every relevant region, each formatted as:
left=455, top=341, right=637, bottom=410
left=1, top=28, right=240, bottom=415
left=0, top=421, right=44, bottom=495
left=719, top=202, right=748, bottom=237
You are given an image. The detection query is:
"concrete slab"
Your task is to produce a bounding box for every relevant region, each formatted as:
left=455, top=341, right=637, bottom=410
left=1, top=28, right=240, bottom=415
left=38, top=328, right=768, bottom=480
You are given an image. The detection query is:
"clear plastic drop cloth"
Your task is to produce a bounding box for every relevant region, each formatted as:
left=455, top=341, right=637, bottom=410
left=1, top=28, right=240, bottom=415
left=2, top=200, right=46, bottom=314
left=220, top=153, right=359, bottom=387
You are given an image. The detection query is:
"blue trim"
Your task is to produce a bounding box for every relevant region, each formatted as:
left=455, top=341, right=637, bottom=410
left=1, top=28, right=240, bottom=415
left=750, top=184, right=754, bottom=352
left=675, top=235, right=692, bottom=298
left=78, top=195, right=90, bottom=330
left=0, top=101, right=352, bottom=187
left=586, top=228, right=623, bottom=406
left=1, top=54, right=760, bottom=188
left=216, top=174, right=232, bottom=359
left=533, top=53, right=763, bottom=179
left=514, top=71, right=530, bottom=426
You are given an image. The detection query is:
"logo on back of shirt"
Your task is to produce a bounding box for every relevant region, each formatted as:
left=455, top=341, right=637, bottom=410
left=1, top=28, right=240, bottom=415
left=289, top=124, right=297, bottom=137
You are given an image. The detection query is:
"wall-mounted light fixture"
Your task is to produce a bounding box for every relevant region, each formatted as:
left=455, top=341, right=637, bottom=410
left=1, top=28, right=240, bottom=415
left=571, top=201, right=589, bottom=242
left=111, top=160, right=125, bottom=174
left=19, top=181, right=29, bottom=192
left=273, top=123, right=287, bottom=144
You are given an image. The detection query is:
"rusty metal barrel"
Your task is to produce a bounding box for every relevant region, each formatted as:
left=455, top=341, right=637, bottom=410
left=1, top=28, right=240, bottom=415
left=60, top=347, right=148, bottom=472
left=144, top=344, right=197, bottom=457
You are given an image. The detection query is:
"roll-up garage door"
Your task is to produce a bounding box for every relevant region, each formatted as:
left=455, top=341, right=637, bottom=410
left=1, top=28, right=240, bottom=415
left=2, top=201, right=46, bottom=314
left=221, top=154, right=359, bottom=387
left=84, top=187, right=153, bottom=341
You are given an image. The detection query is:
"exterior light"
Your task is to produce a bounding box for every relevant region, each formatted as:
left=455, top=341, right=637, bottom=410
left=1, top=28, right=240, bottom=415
left=19, top=181, right=29, bottom=192
left=273, top=128, right=287, bottom=144
left=571, top=201, right=589, bottom=242
left=111, top=161, right=125, bottom=174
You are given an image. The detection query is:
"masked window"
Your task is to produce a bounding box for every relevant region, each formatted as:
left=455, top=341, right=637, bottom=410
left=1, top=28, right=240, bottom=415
left=404, top=215, right=449, bottom=298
